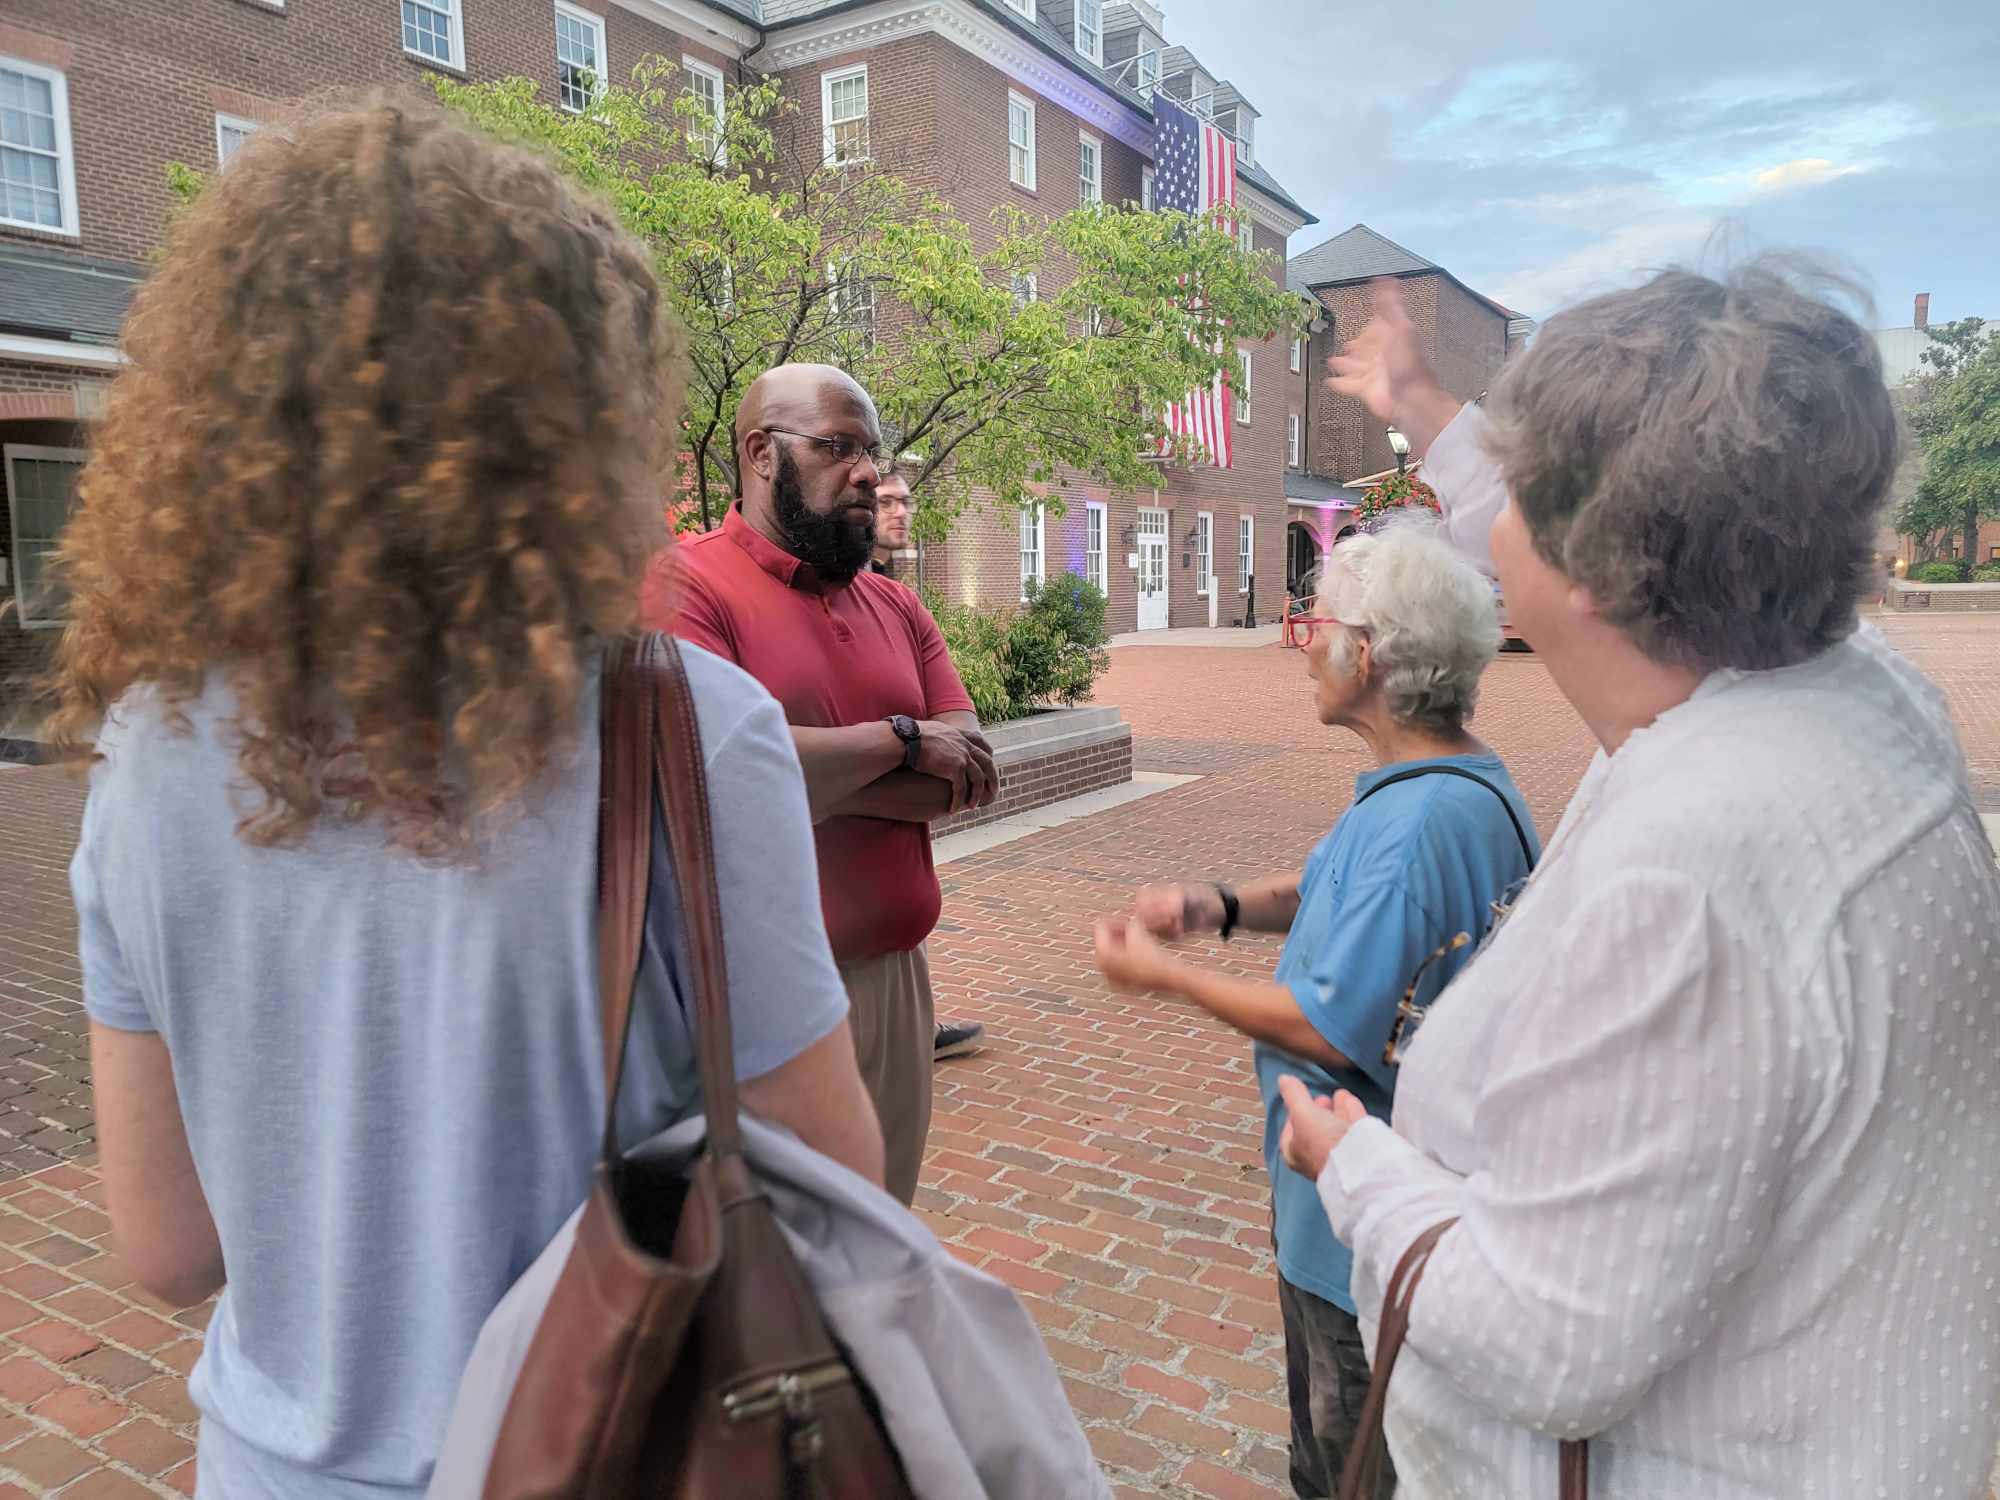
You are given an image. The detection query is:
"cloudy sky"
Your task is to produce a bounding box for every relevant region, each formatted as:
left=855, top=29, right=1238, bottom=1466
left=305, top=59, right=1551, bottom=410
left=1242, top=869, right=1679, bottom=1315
left=1168, top=0, right=2000, bottom=326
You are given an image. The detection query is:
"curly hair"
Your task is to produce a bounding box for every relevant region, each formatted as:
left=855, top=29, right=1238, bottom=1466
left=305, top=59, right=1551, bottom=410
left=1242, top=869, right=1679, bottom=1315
left=1481, top=257, right=1898, bottom=672
left=45, top=94, right=681, bottom=857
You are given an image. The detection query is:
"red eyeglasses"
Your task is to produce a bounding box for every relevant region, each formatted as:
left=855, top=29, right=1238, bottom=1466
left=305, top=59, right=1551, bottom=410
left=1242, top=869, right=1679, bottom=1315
left=1288, top=614, right=1361, bottom=648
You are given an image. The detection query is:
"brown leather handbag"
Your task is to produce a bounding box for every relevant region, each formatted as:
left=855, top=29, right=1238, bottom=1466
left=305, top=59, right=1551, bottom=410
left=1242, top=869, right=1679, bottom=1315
left=1338, top=1217, right=1588, bottom=1500
left=481, top=634, right=914, bottom=1499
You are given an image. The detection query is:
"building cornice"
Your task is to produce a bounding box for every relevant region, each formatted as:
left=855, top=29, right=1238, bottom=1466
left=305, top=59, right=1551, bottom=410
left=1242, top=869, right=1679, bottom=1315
left=756, top=1, right=1155, bottom=153
left=608, top=0, right=762, bottom=52
left=0, top=333, right=125, bottom=371
left=1238, top=180, right=1306, bottom=237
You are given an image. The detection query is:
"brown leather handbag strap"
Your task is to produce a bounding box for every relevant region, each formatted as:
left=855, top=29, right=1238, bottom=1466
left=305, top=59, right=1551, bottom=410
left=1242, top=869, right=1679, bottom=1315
left=598, top=633, right=745, bottom=1166
left=597, top=636, right=656, bottom=1159
left=1337, top=1216, right=1588, bottom=1500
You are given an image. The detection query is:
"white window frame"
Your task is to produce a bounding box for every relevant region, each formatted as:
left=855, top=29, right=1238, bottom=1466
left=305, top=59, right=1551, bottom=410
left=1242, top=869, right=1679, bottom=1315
left=1141, top=165, right=1154, bottom=212
left=821, top=64, right=869, bottom=165
left=1019, top=503, right=1046, bottom=600
left=401, top=0, right=465, bottom=71
left=554, top=2, right=607, bottom=112
left=828, top=259, right=875, bottom=350
left=1002, top=0, right=1036, bottom=18
left=1074, top=0, right=1103, bottom=64
left=1237, top=218, right=1255, bottom=257
left=0, top=56, right=80, bottom=237
left=1238, top=514, right=1254, bottom=594
left=1236, top=347, right=1252, bottom=425
left=4, top=444, right=85, bottom=628
left=1010, top=271, right=1038, bottom=309
left=214, top=112, right=260, bottom=169
left=1195, top=510, right=1213, bottom=597
left=681, top=54, right=726, bottom=162
left=1290, top=336, right=1303, bottom=373
left=1287, top=411, right=1301, bottom=467
left=1077, top=131, right=1100, bottom=207
left=1135, top=49, right=1159, bottom=89
left=1085, top=501, right=1107, bottom=593
left=1008, top=90, right=1037, bottom=191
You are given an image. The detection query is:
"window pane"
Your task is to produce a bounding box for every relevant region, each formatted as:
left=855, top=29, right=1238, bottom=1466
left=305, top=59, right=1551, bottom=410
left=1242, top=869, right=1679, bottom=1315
left=403, top=0, right=455, bottom=62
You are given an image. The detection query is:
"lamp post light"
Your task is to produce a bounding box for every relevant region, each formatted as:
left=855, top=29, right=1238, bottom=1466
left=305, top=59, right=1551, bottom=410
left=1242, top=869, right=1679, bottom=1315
left=1386, top=425, right=1410, bottom=476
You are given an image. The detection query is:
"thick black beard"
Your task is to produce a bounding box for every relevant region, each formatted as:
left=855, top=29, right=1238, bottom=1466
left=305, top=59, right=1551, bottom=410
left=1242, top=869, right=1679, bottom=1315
left=772, top=446, right=874, bottom=587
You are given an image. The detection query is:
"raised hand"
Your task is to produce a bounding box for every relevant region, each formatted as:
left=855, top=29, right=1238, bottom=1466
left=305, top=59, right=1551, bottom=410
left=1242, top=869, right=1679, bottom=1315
left=1325, top=278, right=1461, bottom=457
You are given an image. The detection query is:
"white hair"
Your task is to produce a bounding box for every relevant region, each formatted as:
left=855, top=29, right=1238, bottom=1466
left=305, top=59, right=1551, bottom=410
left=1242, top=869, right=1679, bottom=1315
left=1319, top=519, right=1499, bottom=731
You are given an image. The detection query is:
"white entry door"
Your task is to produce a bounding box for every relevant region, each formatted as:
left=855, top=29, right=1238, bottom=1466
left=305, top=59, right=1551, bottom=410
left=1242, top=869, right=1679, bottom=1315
left=1136, top=506, right=1170, bottom=630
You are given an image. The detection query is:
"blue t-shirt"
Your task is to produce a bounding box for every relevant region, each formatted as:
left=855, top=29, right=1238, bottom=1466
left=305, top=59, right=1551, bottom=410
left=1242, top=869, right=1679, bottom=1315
left=1257, top=752, right=1538, bottom=1312
left=70, top=646, right=851, bottom=1499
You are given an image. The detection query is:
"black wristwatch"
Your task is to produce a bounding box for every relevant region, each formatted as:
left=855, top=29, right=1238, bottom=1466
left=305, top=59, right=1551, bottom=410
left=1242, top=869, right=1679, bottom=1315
left=887, top=714, right=922, bottom=771
left=1214, top=883, right=1241, bottom=941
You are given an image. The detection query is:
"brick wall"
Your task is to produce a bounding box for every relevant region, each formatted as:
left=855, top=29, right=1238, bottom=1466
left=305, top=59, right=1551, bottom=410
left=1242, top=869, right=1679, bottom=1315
left=0, top=1, right=728, bottom=269
left=1886, top=580, right=2000, bottom=613
left=931, top=718, right=1134, bottom=838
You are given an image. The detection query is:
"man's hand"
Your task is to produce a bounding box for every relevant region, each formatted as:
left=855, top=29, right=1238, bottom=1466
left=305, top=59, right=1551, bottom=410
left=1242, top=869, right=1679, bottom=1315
left=912, top=719, right=998, bottom=813
left=1093, top=916, right=1174, bottom=995
left=1133, top=882, right=1223, bottom=941
left=1325, top=278, right=1463, bottom=458
left=1276, top=1075, right=1367, bottom=1181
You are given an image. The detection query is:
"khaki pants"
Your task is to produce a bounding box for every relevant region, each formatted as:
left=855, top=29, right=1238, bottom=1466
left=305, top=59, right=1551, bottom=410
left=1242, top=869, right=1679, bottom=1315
left=836, top=943, right=936, bottom=1205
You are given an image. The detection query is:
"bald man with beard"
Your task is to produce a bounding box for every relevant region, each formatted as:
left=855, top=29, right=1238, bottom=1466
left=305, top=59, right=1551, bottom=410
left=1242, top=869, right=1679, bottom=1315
left=640, top=365, right=999, bottom=1203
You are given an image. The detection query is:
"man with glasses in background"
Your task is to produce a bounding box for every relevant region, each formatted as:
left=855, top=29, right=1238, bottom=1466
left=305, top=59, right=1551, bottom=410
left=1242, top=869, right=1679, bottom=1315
left=642, top=364, right=999, bottom=1203
left=870, top=463, right=990, bottom=1065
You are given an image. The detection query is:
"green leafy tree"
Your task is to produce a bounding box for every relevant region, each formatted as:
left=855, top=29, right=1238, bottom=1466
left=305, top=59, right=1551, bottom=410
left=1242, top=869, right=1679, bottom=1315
left=1893, top=318, right=1996, bottom=568
left=424, top=64, right=1302, bottom=535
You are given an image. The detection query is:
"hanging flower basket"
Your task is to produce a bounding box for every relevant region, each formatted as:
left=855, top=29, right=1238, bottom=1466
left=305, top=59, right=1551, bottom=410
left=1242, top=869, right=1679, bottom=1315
left=1354, top=471, right=1441, bottom=533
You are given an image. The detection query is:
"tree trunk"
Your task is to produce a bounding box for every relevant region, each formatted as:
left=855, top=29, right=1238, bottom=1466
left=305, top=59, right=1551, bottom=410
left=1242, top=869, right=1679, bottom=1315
left=1965, top=498, right=1982, bottom=575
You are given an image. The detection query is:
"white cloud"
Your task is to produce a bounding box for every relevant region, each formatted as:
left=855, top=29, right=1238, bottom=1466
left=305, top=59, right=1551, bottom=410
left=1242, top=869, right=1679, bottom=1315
left=1749, top=157, right=1866, bottom=193
left=1488, top=209, right=1722, bottom=316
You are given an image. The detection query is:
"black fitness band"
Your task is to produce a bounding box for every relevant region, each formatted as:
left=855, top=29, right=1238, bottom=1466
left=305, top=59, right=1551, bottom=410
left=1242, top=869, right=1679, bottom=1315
left=1215, top=883, right=1241, bottom=942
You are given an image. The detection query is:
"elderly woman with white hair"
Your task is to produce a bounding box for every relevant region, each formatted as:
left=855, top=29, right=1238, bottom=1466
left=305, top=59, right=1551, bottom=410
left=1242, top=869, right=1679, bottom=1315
left=1273, top=262, right=2000, bottom=1499
left=1093, top=523, right=1538, bottom=1499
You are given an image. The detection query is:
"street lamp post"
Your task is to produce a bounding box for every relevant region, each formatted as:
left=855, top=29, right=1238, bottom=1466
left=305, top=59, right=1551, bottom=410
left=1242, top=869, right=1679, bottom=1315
left=1386, top=425, right=1410, bottom=476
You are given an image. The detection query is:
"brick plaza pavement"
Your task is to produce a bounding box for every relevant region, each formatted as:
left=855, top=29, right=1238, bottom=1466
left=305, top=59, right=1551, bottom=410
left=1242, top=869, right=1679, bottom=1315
left=0, top=609, right=1994, bottom=1497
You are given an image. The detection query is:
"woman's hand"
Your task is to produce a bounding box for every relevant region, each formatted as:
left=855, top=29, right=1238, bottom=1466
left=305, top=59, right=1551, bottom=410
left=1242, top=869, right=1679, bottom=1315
left=1132, top=882, right=1220, bottom=940
left=1094, top=915, right=1175, bottom=994
left=1277, top=1075, right=1368, bottom=1181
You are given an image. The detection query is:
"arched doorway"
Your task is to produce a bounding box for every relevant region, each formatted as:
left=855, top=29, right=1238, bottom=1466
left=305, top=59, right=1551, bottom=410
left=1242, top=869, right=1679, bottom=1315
left=1286, top=520, right=1322, bottom=602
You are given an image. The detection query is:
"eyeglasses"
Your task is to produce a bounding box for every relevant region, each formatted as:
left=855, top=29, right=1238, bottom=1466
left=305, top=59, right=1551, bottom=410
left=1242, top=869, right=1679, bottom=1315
left=1382, top=931, right=1470, bottom=1067
left=1289, top=614, right=1360, bottom=648
left=763, top=427, right=884, bottom=469
left=1382, top=876, right=1531, bottom=1067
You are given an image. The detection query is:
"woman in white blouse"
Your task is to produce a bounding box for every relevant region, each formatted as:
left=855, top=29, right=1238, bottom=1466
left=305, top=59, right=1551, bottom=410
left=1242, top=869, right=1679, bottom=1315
left=1275, top=263, right=2000, bottom=1499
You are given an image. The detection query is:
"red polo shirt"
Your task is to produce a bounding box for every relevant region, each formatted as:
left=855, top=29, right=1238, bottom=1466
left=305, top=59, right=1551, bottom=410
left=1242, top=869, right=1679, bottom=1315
left=642, top=508, right=975, bottom=962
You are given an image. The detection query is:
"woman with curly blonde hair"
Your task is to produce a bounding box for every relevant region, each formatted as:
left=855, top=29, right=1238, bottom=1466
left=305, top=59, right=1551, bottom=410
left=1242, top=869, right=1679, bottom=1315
left=54, top=95, right=881, bottom=1498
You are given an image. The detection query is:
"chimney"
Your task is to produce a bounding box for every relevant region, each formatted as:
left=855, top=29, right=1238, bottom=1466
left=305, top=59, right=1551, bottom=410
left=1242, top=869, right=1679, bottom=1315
left=1914, top=293, right=1930, bottom=331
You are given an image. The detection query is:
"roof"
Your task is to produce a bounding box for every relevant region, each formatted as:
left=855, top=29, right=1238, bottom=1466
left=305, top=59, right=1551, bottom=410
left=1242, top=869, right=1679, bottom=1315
left=1285, top=473, right=1366, bottom=507
left=703, top=0, right=762, bottom=19
left=0, top=246, right=144, bottom=343
left=1285, top=223, right=1434, bottom=294
left=1287, top=222, right=1518, bottom=319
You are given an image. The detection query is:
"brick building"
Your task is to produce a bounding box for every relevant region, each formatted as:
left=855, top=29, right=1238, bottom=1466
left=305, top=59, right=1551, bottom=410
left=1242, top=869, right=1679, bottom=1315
left=1283, top=222, right=1532, bottom=594
left=0, top=0, right=1314, bottom=734
left=1876, top=294, right=2000, bottom=572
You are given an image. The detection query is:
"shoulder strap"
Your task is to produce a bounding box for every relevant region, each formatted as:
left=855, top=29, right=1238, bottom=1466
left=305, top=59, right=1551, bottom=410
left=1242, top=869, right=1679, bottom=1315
left=596, top=633, right=743, bottom=1166
left=1338, top=1216, right=1585, bottom=1500
left=1352, top=765, right=1536, bottom=869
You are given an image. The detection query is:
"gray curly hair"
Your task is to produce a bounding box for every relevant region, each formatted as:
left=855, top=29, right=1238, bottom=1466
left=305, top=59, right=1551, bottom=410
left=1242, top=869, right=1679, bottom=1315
left=1320, top=521, right=1499, bottom=732
left=1481, top=257, right=1899, bottom=672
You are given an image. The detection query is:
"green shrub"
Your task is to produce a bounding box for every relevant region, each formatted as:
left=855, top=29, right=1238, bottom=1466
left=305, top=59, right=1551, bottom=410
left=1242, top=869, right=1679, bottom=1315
left=933, top=602, right=1015, bottom=723
left=1908, top=561, right=1967, bottom=584
left=1972, top=563, right=2000, bottom=584
left=927, top=570, right=1113, bottom=722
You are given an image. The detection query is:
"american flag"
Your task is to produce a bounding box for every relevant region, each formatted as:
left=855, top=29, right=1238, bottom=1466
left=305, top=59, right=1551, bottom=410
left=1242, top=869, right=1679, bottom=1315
left=1152, top=91, right=1237, bottom=468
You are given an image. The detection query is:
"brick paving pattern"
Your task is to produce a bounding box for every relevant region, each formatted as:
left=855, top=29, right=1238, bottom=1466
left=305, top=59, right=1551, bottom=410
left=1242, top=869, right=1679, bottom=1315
left=0, top=609, right=1994, bottom=1496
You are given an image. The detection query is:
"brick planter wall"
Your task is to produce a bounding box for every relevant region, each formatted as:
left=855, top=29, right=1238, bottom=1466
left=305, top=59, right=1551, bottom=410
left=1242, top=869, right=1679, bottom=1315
left=1887, top=579, right=2000, bottom=613
left=933, top=704, right=1132, bottom=838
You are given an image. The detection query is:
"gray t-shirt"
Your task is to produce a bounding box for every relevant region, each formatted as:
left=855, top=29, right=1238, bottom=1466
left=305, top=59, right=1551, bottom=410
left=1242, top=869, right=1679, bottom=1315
left=71, top=644, right=850, bottom=1498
